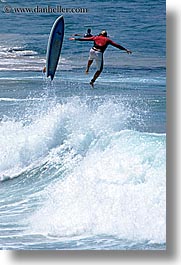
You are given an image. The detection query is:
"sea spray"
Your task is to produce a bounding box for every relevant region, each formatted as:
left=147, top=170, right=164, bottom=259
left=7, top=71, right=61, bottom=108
left=28, top=129, right=165, bottom=242
left=17, top=97, right=165, bottom=243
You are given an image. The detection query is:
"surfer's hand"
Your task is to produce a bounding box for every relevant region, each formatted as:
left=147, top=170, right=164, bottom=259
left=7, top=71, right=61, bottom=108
left=126, top=49, right=132, bottom=54
left=69, top=37, right=75, bottom=41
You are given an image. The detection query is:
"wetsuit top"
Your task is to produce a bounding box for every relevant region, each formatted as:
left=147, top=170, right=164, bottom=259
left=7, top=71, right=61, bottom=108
left=84, top=33, right=93, bottom=37
left=76, top=35, right=127, bottom=53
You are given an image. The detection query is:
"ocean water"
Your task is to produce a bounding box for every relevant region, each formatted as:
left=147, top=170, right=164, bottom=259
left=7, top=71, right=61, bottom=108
left=0, top=0, right=166, bottom=250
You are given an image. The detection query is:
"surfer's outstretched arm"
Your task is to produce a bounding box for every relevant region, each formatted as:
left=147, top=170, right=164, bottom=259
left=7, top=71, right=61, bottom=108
left=69, top=37, right=94, bottom=42
left=109, top=39, right=132, bottom=54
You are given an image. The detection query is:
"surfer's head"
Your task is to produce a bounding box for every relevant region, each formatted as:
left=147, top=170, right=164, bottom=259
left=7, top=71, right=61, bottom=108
left=87, top=28, right=91, bottom=33
left=99, top=30, right=107, bottom=37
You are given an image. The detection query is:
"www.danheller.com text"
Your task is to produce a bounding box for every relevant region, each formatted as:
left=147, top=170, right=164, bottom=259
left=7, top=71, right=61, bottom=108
left=3, top=5, right=88, bottom=14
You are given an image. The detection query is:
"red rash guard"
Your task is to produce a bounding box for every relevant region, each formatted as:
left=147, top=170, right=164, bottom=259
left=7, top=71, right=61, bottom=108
left=76, top=35, right=127, bottom=53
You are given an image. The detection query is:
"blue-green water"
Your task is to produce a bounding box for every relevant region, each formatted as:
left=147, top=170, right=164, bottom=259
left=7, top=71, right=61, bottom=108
left=0, top=0, right=166, bottom=250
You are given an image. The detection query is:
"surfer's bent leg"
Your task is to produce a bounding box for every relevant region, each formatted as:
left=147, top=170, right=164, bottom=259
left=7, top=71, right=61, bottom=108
left=90, top=52, right=103, bottom=85
left=86, top=48, right=96, bottom=74
left=86, top=59, right=93, bottom=74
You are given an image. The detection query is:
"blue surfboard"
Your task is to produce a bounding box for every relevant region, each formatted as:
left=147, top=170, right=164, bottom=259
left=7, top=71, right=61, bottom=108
left=46, top=16, right=64, bottom=80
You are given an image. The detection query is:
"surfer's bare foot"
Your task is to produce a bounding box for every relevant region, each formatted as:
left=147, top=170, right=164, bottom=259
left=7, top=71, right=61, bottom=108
left=90, top=79, right=95, bottom=88
left=85, top=69, right=89, bottom=74
left=42, top=66, right=46, bottom=73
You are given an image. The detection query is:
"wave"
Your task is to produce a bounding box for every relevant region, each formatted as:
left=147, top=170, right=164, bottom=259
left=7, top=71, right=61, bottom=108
left=0, top=46, right=38, bottom=57
left=27, top=129, right=165, bottom=242
left=0, top=45, right=43, bottom=71
left=0, top=97, right=45, bottom=102
left=0, top=96, right=165, bottom=179
left=0, top=43, right=73, bottom=72
left=0, top=96, right=166, bottom=244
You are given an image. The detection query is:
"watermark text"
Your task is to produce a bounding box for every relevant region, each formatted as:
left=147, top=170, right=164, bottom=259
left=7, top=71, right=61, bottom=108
left=3, top=5, right=88, bottom=14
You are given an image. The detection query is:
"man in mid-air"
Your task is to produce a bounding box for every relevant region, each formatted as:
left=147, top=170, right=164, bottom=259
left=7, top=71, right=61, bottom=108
left=70, top=30, right=132, bottom=87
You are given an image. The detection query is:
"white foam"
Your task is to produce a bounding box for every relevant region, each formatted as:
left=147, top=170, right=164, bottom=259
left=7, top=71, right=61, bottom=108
left=0, top=44, right=44, bottom=71
left=0, top=97, right=45, bottom=102
left=21, top=98, right=166, bottom=243
left=28, top=130, right=165, bottom=242
left=0, top=97, right=165, bottom=242
left=0, top=102, right=65, bottom=180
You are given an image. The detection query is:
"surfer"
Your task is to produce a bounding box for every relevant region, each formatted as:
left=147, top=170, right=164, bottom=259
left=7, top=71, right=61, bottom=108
left=84, top=28, right=93, bottom=37
left=69, top=30, right=132, bottom=87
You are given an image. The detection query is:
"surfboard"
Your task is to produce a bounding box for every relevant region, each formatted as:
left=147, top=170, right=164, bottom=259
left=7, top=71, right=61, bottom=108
left=46, top=16, right=64, bottom=80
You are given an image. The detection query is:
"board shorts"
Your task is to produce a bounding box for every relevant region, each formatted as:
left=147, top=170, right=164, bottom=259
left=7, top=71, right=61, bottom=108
left=89, top=48, right=103, bottom=71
